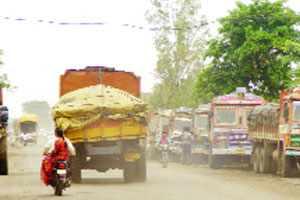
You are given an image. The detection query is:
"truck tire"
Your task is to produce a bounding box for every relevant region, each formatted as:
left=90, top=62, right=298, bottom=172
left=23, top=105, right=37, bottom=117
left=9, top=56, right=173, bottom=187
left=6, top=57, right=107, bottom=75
left=259, top=146, right=271, bottom=174
left=136, top=149, right=146, bottom=182
left=70, top=155, right=82, bottom=183
left=270, top=160, right=278, bottom=175
left=209, top=154, right=222, bottom=169
left=253, top=147, right=260, bottom=173
left=282, top=155, right=292, bottom=178
left=0, top=138, right=8, bottom=175
left=123, top=162, right=136, bottom=183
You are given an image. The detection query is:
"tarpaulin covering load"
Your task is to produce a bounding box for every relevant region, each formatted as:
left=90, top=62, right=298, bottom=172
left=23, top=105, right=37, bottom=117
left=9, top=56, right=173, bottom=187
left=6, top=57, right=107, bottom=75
left=247, top=103, right=279, bottom=129
left=19, top=113, right=38, bottom=123
left=52, top=84, right=147, bottom=133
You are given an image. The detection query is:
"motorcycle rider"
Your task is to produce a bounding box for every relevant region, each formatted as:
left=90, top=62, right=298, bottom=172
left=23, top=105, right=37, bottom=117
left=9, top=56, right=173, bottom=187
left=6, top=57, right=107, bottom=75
left=156, top=131, right=171, bottom=146
left=41, top=127, right=73, bottom=187
left=156, top=125, right=171, bottom=147
left=155, top=126, right=172, bottom=163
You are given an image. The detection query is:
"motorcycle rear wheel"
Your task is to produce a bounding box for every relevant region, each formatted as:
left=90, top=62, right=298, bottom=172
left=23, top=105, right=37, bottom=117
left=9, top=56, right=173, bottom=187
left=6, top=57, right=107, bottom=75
left=54, top=181, right=64, bottom=196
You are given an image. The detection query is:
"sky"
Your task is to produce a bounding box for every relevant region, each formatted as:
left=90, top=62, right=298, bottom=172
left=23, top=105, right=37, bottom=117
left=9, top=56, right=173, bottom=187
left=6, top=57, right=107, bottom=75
left=0, top=0, right=298, bottom=118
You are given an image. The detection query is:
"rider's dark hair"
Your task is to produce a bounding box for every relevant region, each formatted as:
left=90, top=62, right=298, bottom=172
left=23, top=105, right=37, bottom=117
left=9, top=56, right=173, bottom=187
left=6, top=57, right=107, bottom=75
left=55, top=127, right=65, bottom=140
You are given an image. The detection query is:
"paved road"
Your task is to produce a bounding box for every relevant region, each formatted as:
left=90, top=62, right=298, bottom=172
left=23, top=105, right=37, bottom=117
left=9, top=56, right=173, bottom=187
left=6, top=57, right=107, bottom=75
left=2, top=139, right=300, bottom=200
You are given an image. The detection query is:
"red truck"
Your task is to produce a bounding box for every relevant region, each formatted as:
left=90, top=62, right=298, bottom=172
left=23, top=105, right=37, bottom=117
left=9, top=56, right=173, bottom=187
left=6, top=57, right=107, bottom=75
left=248, top=86, right=300, bottom=177
left=0, top=87, right=9, bottom=175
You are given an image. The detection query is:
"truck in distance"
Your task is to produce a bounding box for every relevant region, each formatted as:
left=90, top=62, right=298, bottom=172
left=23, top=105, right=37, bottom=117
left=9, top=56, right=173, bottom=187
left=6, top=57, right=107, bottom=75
left=209, top=87, right=265, bottom=169
left=191, top=104, right=212, bottom=164
left=18, top=114, right=39, bottom=145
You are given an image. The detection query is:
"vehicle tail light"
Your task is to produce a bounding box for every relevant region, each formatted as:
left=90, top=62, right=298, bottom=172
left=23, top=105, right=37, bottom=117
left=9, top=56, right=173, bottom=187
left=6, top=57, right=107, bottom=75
left=58, top=163, right=65, bottom=169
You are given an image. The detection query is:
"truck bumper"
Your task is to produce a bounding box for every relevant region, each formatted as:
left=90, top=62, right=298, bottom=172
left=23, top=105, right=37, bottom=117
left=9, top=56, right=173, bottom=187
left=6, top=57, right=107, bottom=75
left=285, top=149, right=300, bottom=156
left=192, top=148, right=208, bottom=155
left=212, top=148, right=251, bottom=156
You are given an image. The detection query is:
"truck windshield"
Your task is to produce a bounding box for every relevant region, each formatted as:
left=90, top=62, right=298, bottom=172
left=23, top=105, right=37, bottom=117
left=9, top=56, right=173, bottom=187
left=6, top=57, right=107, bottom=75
left=196, top=115, right=208, bottom=128
left=174, top=119, right=191, bottom=131
left=161, top=117, right=169, bottom=126
left=292, top=101, right=300, bottom=122
left=150, top=118, right=159, bottom=132
left=215, top=106, right=236, bottom=125
left=20, top=122, right=37, bottom=134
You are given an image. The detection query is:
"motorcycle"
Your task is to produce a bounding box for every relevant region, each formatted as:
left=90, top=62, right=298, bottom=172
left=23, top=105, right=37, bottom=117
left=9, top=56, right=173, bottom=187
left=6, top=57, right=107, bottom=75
left=53, top=160, right=70, bottom=196
left=160, top=144, right=169, bottom=168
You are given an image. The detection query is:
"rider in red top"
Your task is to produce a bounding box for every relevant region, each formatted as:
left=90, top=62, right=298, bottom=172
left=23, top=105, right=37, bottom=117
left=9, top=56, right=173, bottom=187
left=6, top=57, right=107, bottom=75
left=41, top=128, right=70, bottom=186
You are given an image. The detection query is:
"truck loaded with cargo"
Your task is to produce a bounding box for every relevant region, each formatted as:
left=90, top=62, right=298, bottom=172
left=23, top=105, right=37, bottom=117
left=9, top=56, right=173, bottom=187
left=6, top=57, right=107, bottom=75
left=248, top=86, right=300, bottom=177
left=52, top=66, right=147, bottom=183
left=18, top=113, right=39, bottom=145
left=0, top=87, right=9, bottom=175
left=168, top=107, right=192, bottom=163
left=147, top=109, right=173, bottom=160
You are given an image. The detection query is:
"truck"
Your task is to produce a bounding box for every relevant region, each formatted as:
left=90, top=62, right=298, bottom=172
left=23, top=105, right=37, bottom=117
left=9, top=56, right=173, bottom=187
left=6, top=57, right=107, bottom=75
left=209, top=87, right=265, bottom=169
left=18, top=114, right=39, bottom=145
left=191, top=104, right=212, bottom=164
left=0, top=87, right=9, bottom=175
left=53, top=66, right=147, bottom=183
left=168, top=107, right=192, bottom=162
left=147, top=109, right=173, bottom=160
left=248, top=86, right=300, bottom=177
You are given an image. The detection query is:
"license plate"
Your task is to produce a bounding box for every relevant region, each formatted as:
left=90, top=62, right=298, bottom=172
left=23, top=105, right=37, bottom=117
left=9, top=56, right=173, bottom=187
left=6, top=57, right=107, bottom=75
left=235, top=149, right=245, bottom=154
left=124, top=152, right=140, bottom=162
left=57, top=169, right=67, bottom=175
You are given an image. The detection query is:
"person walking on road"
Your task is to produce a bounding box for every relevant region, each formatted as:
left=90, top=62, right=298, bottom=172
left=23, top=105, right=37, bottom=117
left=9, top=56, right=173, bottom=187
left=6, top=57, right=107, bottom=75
left=181, top=126, right=193, bottom=165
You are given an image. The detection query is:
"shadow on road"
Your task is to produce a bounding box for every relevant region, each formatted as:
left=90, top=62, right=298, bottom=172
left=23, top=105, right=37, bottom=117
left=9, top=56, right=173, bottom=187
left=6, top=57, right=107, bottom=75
left=78, top=178, right=125, bottom=185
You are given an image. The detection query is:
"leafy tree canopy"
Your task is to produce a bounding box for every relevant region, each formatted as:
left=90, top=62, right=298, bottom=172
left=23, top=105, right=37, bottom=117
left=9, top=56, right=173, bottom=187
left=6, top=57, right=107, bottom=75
left=146, top=0, right=209, bottom=110
left=0, top=50, right=13, bottom=89
left=194, top=0, right=300, bottom=103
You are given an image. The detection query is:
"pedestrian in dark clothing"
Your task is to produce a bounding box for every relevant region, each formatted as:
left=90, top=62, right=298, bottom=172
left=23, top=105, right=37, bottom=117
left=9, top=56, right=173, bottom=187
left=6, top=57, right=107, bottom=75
left=181, top=126, right=192, bottom=165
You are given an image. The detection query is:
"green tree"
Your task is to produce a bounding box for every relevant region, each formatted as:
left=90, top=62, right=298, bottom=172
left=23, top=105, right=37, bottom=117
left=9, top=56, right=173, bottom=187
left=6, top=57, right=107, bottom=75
left=194, top=0, right=300, bottom=103
left=0, top=50, right=13, bottom=89
left=146, top=0, right=209, bottom=111
left=21, top=100, right=53, bottom=130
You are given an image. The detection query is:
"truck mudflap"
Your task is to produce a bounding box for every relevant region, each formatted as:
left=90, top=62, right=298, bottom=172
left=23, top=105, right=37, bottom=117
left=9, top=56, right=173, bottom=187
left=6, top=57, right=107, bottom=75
left=212, top=148, right=252, bottom=155
left=124, top=152, right=141, bottom=162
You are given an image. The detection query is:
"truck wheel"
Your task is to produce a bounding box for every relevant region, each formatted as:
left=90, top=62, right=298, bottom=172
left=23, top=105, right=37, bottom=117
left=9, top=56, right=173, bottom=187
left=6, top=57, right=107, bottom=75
left=253, top=147, right=260, bottom=173
left=136, top=149, right=146, bottom=182
left=0, top=138, right=8, bottom=175
left=123, top=162, right=136, bottom=183
left=270, top=160, right=278, bottom=175
left=209, top=154, right=222, bottom=169
left=70, top=155, right=82, bottom=183
left=259, top=146, right=271, bottom=173
left=282, top=155, right=292, bottom=178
